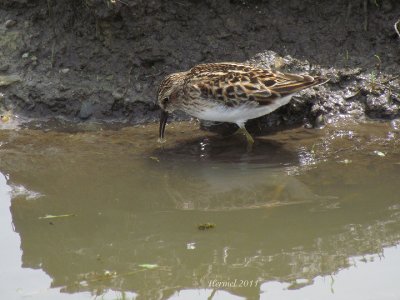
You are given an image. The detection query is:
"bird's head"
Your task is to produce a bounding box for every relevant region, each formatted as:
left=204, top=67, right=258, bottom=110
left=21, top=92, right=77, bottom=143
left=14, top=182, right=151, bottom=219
left=157, top=72, right=186, bottom=140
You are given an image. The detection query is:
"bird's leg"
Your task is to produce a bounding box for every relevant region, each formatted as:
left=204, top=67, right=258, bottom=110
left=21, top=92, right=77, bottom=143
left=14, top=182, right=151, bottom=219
left=235, top=123, right=254, bottom=145
left=242, top=127, right=255, bottom=145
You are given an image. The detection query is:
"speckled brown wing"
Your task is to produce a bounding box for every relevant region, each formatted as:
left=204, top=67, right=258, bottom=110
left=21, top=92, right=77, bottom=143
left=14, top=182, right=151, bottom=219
left=268, top=72, right=328, bottom=98
left=184, top=63, right=327, bottom=106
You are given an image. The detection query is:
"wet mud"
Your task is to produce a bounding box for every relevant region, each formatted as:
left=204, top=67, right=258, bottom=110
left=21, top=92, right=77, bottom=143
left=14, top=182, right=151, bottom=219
left=0, top=0, right=399, bottom=132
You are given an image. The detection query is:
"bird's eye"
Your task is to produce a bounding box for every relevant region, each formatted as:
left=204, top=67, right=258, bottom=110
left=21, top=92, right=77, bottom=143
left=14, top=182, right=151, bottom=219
left=162, top=97, right=169, bottom=105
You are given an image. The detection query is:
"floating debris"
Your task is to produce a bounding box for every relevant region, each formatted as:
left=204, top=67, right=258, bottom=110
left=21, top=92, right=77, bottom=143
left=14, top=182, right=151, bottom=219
left=186, top=242, right=196, bottom=250
left=76, top=266, right=168, bottom=286
left=198, top=223, right=215, bottom=230
left=38, top=214, right=76, bottom=219
left=138, top=264, right=158, bottom=269
left=10, top=184, right=42, bottom=200
left=373, top=150, right=386, bottom=157
left=103, top=270, right=117, bottom=278
left=79, top=270, right=117, bottom=283
left=287, top=278, right=313, bottom=290
left=340, top=159, right=352, bottom=164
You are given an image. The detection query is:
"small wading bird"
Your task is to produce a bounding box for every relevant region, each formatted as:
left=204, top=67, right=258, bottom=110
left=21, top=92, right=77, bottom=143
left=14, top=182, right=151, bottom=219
left=158, top=62, right=328, bottom=145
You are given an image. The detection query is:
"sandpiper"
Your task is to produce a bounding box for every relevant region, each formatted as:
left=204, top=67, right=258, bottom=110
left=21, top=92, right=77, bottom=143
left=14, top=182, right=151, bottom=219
left=158, top=62, right=327, bottom=144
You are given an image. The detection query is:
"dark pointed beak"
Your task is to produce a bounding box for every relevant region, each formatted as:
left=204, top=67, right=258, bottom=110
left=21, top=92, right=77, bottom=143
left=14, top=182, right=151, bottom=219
left=159, top=110, right=169, bottom=139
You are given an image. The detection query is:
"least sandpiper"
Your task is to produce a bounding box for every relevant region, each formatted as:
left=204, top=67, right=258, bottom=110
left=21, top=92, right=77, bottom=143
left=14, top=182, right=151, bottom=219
left=158, top=62, right=328, bottom=144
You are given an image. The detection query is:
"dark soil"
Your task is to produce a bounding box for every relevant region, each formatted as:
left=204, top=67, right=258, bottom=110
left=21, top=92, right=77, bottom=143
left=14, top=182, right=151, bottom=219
left=0, top=0, right=399, bottom=131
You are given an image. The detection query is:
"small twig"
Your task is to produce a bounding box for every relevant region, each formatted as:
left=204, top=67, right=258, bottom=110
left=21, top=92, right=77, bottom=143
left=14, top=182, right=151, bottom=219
left=47, top=0, right=57, bottom=67
left=345, top=50, right=349, bottom=67
left=95, top=18, right=100, bottom=39
left=363, top=0, right=368, bottom=31
left=346, top=1, right=352, bottom=21
left=208, top=289, right=218, bottom=300
left=128, top=66, right=133, bottom=84
left=112, top=0, right=129, bottom=6
left=51, top=41, right=56, bottom=67
left=175, top=1, right=190, bottom=6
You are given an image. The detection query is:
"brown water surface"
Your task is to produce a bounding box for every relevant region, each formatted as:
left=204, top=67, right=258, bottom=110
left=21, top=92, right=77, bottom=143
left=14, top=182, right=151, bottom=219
left=1, top=119, right=400, bottom=300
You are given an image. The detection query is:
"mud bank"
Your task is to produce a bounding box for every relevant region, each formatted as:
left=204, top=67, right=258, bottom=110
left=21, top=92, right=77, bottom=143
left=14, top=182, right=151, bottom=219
left=0, top=0, right=399, bottom=131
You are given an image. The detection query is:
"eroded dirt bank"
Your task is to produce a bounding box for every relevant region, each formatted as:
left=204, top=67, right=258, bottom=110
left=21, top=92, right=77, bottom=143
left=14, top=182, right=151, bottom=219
left=0, top=0, right=399, bottom=131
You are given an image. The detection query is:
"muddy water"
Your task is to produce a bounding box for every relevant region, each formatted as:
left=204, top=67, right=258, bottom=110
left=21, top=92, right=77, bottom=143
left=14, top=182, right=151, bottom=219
left=1, top=119, right=400, bottom=300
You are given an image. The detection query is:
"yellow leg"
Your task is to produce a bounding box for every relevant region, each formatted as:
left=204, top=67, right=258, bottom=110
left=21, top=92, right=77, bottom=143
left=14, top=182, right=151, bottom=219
left=235, top=125, right=254, bottom=145
left=234, top=124, right=254, bottom=152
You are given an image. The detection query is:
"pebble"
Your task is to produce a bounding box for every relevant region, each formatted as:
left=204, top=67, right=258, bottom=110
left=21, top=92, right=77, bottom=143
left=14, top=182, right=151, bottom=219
left=314, top=114, right=326, bottom=128
left=304, top=123, right=313, bottom=129
left=112, top=91, right=124, bottom=100
left=60, top=68, right=70, bottom=74
left=22, top=53, right=29, bottom=59
left=58, top=85, right=69, bottom=92
left=79, top=101, right=93, bottom=120
left=0, top=75, right=21, bottom=86
left=390, top=119, right=400, bottom=131
left=5, top=20, right=16, bottom=28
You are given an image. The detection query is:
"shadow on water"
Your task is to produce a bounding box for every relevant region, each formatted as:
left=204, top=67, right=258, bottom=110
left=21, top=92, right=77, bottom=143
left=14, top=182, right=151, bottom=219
left=153, top=134, right=298, bottom=165
left=149, top=136, right=318, bottom=213
left=1, top=121, right=400, bottom=299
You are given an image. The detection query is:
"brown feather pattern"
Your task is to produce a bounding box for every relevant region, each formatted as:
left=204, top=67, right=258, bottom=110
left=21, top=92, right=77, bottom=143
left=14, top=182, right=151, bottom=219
left=179, top=63, right=327, bottom=108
